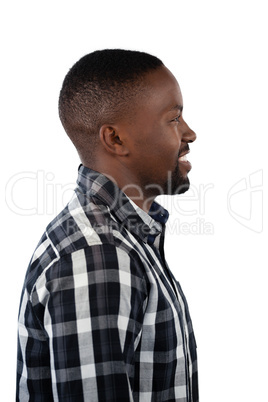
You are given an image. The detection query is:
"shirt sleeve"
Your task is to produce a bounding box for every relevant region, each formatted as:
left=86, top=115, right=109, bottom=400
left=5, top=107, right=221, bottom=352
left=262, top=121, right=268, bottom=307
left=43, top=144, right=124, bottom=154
left=33, top=242, right=148, bottom=401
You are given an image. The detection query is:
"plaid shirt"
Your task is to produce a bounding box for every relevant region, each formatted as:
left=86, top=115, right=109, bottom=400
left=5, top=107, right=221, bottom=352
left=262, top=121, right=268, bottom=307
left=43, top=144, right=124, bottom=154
left=17, top=165, right=198, bottom=402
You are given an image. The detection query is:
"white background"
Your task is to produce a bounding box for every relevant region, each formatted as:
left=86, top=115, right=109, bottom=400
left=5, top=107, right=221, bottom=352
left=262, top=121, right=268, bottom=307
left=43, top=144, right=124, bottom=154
left=1, top=0, right=267, bottom=400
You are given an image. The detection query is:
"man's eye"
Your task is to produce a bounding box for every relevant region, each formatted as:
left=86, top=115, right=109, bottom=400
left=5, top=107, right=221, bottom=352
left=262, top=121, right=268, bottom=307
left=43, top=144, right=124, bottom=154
left=173, top=115, right=181, bottom=123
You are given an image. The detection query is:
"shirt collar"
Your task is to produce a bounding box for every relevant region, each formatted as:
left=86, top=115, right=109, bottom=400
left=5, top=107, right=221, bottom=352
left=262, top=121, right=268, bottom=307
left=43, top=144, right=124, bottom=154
left=76, top=164, right=169, bottom=244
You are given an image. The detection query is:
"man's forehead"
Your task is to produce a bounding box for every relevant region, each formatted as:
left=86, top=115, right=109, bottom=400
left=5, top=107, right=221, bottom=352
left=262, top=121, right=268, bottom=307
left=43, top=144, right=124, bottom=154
left=128, top=66, right=183, bottom=118
left=150, top=85, right=183, bottom=115
left=145, top=67, right=183, bottom=107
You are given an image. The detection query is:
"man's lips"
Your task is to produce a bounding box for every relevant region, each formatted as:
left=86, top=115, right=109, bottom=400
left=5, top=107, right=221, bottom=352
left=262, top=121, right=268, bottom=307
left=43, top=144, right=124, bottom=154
left=178, top=151, right=189, bottom=162
left=178, top=145, right=190, bottom=159
left=178, top=148, right=190, bottom=160
left=178, top=149, right=191, bottom=170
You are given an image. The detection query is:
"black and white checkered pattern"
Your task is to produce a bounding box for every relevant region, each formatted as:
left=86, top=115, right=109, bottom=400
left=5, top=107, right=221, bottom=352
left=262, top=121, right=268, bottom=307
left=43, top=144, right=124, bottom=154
left=17, top=165, right=198, bottom=401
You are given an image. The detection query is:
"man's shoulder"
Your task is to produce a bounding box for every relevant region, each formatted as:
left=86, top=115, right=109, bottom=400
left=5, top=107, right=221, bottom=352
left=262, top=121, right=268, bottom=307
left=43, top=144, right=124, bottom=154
left=46, top=192, right=110, bottom=256
left=24, top=191, right=144, bottom=294
left=31, top=191, right=116, bottom=265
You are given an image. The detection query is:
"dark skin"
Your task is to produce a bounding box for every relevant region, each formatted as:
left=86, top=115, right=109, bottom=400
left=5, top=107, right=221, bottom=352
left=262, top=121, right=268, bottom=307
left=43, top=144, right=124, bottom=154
left=82, top=65, right=197, bottom=213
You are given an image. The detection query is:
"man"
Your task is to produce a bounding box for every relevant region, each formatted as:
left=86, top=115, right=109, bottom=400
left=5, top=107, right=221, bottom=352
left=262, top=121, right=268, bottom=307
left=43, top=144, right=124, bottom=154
left=17, top=49, right=198, bottom=401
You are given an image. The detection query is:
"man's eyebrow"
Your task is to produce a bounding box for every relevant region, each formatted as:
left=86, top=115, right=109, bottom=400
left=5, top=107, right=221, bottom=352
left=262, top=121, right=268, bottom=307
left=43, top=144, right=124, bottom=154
left=168, top=104, right=183, bottom=112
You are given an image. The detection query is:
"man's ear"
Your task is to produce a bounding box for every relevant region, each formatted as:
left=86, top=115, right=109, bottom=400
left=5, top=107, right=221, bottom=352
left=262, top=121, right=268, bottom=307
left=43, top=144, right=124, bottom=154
left=99, top=125, right=129, bottom=156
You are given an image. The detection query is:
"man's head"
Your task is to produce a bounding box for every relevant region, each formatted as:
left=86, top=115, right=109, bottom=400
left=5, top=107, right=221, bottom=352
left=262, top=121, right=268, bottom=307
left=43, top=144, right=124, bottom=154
left=59, top=49, right=196, bottom=210
left=59, top=49, right=163, bottom=162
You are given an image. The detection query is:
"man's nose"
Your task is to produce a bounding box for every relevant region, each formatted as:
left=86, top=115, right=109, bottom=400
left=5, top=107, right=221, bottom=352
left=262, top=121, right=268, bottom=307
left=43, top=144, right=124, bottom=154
left=182, top=122, right=197, bottom=143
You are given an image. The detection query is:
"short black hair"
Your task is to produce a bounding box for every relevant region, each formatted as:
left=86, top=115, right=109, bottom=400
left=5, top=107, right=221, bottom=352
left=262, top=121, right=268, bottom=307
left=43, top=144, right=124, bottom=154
left=58, top=49, right=163, bottom=162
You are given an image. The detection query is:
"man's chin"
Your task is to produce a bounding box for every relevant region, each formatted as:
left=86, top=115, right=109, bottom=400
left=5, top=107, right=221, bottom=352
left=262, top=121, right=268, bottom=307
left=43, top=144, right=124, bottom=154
left=174, top=181, right=190, bottom=195
left=168, top=163, right=191, bottom=195
left=172, top=177, right=190, bottom=195
left=163, top=176, right=190, bottom=195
